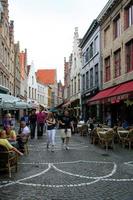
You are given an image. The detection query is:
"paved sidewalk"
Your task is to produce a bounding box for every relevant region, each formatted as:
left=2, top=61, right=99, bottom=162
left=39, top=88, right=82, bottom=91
left=0, top=131, right=133, bottom=200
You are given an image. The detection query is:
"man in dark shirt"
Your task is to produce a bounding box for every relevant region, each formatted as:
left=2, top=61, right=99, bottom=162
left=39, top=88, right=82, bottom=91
left=29, top=109, right=37, bottom=139
left=58, top=110, right=74, bottom=150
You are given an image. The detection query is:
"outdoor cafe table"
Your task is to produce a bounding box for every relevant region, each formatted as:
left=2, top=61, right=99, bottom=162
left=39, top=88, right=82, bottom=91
left=103, top=127, right=112, bottom=131
left=98, top=131, right=108, bottom=135
left=117, top=130, right=129, bottom=134
left=117, top=130, right=129, bottom=148
left=117, top=130, right=129, bottom=139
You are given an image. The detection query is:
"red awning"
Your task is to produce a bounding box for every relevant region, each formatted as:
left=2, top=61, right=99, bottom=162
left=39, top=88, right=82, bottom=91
left=62, top=101, right=71, bottom=108
left=70, top=98, right=80, bottom=104
left=88, top=80, right=133, bottom=103
left=88, top=85, right=119, bottom=103
left=110, top=80, right=133, bottom=97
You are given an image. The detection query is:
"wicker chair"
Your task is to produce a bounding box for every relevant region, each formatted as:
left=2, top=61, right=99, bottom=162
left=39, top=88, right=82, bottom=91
left=0, top=144, right=18, bottom=177
left=117, top=128, right=129, bottom=148
left=91, top=128, right=102, bottom=144
left=97, top=129, right=114, bottom=151
left=22, top=136, right=29, bottom=155
left=123, top=129, right=133, bottom=150
left=80, top=124, right=88, bottom=136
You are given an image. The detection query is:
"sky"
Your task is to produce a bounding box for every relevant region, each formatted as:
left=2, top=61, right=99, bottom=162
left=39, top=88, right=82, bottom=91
left=8, top=0, right=108, bottom=82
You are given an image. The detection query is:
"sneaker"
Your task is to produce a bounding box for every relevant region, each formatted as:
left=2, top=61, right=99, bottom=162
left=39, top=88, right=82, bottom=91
left=66, top=146, right=69, bottom=150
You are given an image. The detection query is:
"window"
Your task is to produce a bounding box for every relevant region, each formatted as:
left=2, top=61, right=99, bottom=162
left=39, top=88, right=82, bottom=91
left=4, top=75, right=6, bottom=87
left=2, top=42, right=4, bottom=62
left=71, top=79, right=73, bottom=95
left=90, top=68, right=93, bottom=88
left=86, top=71, right=89, bottom=90
left=35, top=89, right=36, bottom=100
left=82, top=74, right=85, bottom=91
left=32, top=76, right=34, bottom=84
left=0, top=72, right=3, bottom=85
left=114, top=49, right=121, bottom=78
left=104, top=26, right=110, bottom=47
left=124, top=3, right=133, bottom=29
left=125, top=40, right=133, bottom=72
left=74, top=77, right=76, bottom=94
left=90, top=43, right=93, bottom=59
left=32, top=88, right=34, bottom=99
left=78, top=73, right=80, bottom=91
left=29, top=87, right=31, bottom=98
left=83, top=52, right=85, bottom=66
left=74, top=57, right=76, bottom=68
left=94, top=36, right=98, bottom=54
left=7, top=78, right=9, bottom=88
left=113, top=15, right=121, bottom=39
left=85, top=48, right=89, bottom=63
left=95, top=64, right=99, bottom=87
left=104, top=57, right=111, bottom=82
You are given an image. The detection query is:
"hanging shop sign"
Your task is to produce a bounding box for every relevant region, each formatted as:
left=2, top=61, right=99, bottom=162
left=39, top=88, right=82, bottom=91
left=124, top=99, right=133, bottom=107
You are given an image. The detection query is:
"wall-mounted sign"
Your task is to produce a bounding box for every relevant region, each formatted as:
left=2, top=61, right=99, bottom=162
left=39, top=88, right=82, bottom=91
left=124, top=99, right=133, bottom=106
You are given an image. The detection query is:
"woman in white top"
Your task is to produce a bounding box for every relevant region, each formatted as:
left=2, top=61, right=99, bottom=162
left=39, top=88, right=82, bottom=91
left=46, top=112, right=56, bottom=152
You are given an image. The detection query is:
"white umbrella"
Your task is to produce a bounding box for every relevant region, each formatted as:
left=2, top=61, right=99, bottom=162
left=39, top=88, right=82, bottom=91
left=0, top=94, right=33, bottom=110
left=15, top=101, right=30, bottom=109
left=0, top=94, right=20, bottom=109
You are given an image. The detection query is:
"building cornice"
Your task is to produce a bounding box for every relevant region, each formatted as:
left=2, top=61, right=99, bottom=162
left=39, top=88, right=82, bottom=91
left=97, top=0, right=121, bottom=23
left=79, top=19, right=99, bottom=48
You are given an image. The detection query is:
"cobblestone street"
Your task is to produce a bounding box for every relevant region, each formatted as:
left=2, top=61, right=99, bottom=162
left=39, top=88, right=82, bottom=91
left=0, top=131, right=133, bottom=200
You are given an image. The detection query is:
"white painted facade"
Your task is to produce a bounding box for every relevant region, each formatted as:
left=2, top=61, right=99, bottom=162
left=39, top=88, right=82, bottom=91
left=27, top=61, right=38, bottom=105
left=37, top=82, right=48, bottom=108
left=70, top=27, right=82, bottom=102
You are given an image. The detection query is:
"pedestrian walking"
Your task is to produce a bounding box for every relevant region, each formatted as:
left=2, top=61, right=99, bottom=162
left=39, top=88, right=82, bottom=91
left=36, top=105, right=47, bottom=139
left=46, top=112, right=56, bottom=152
left=29, top=109, right=37, bottom=139
left=58, top=110, right=74, bottom=150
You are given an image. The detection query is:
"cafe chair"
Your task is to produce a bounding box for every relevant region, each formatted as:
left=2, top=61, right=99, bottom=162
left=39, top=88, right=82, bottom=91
left=22, top=136, right=29, bottom=155
left=122, top=129, right=133, bottom=150
left=117, top=128, right=129, bottom=148
left=91, top=128, right=101, bottom=144
left=80, top=124, right=88, bottom=136
left=97, top=129, right=114, bottom=151
left=0, top=144, right=18, bottom=178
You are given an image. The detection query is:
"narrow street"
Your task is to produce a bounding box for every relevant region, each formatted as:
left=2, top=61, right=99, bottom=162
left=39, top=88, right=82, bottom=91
left=0, top=132, right=133, bottom=200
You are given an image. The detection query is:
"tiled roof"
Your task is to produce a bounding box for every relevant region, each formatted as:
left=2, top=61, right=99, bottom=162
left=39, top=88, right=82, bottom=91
left=36, top=69, right=56, bottom=85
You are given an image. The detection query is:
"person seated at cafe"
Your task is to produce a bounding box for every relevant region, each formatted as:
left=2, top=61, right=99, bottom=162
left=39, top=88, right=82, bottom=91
left=87, top=116, right=96, bottom=130
left=11, top=114, right=16, bottom=129
left=0, top=130, right=23, bottom=156
left=2, top=113, right=12, bottom=130
left=17, top=121, right=30, bottom=152
left=5, top=124, right=16, bottom=141
left=122, top=119, right=129, bottom=129
left=21, top=110, right=29, bottom=126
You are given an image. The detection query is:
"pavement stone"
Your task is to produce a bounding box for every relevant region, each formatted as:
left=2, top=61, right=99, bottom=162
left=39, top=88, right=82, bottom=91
left=0, top=130, right=133, bottom=200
